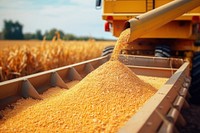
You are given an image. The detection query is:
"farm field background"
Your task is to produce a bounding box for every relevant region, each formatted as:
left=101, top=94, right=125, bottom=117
left=0, top=40, right=115, bottom=82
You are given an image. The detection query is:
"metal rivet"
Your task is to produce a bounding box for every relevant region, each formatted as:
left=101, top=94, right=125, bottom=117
left=147, top=122, right=152, bottom=126
left=159, top=106, right=163, bottom=109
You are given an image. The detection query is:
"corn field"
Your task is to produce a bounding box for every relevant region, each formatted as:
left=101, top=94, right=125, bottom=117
left=0, top=39, right=114, bottom=82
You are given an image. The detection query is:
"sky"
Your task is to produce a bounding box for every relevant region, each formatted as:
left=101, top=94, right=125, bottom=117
left=0, top=0, right=116, bottom=39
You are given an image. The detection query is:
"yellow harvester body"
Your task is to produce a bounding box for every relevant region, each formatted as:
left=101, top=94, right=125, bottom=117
left=99, top=0, right=200, bottom=105
left=103, top=0, right=200, bottom=38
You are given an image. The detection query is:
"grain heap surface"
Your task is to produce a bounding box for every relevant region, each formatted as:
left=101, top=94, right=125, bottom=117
left=0, top=87, right=67, bottom=132
left=66, top=80, right=80, bottom=88
left=138, top=75, right=168, bottom=90
left=0, top=60, right=156, bottom=133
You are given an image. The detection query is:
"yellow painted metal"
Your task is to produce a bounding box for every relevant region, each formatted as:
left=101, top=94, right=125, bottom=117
left=114, top=1, right=146, bottom=13
left=141, top=21, right=193, bottom=39
left=103, top=0, right=200, bottom=19
left=125, top=0, right=200, bottom=43
left=112, top=21, right=125, bottom=37
left=112, top=20, right=193, bottom=39
left=154, top=0, right=200, bottom=17
left=102, top=1, right=113, bottom=14
left=103, top=0, right=146, bottom=14
left=154, top=0, right=173, bottom=8
left=103, top=13, right=200, bottom=21
left=184, top=51, right=193, bottom=68
left=146, top=0, right=154, bottom=11
left=102, top=0, right=200, bottom=38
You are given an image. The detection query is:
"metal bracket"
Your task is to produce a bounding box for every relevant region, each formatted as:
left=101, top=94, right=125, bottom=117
left=21, top=79, right=42, bottom=100
left=166, top=107, right=186, bottom=127
left=84, top=63, right=94, bottom=74
left=51, top=72, right=68, bottom=89
left=156, top=109, right=175, bottom=133
left=67, top=67, right=82, bottom=81
left=173, top=95, right=189, bottom=110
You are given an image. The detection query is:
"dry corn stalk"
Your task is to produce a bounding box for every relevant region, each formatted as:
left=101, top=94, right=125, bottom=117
left=0, top=39, right=113, bottom=82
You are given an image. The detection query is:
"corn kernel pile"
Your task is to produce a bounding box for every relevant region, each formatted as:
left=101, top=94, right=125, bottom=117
left=138, top=75, right=168, bottom=90
left=110, top=28, right=130, bottom=61
left=66, top=80, right=80, bottom=88
left=0, top=40, right=112, bottom=82
left=0, top=60, right=156, bottom=132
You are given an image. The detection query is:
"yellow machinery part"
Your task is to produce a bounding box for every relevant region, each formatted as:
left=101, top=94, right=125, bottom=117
left=112, top=20, right=193, bottom=39
left=103, top=0, right=200, bottom=38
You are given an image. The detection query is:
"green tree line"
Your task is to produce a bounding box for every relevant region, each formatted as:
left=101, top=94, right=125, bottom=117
left=0, top=20, right=113, bottom=41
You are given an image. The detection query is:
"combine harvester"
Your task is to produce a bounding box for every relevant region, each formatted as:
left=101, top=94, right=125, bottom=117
left=0, top=0, right=200, bottom=132
left=98, top=0, right=200, bottom=103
